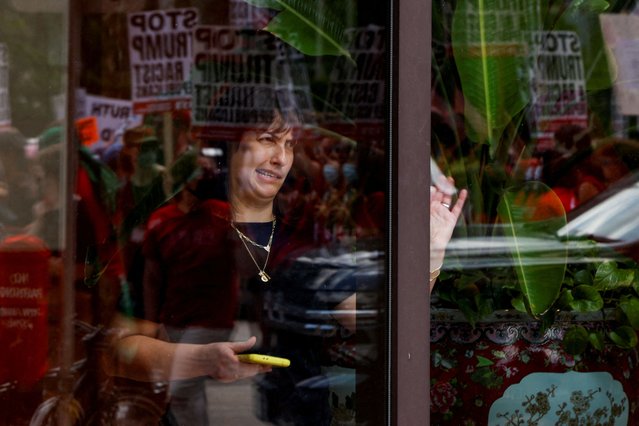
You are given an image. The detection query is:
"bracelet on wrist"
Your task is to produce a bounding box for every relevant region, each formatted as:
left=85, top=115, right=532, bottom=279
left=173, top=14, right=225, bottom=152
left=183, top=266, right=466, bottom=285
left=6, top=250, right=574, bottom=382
left=429, top=267, right=441, bottom=281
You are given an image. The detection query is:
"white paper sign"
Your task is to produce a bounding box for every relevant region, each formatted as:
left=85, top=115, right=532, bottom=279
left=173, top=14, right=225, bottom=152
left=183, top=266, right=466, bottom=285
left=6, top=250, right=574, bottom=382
left=85, top=95, right=143, bottom=146
left=529, top=31, right=588, bottom=147
left=324, top=26, right=386, bottom=124
left=0, top=44, right=10, bottom=126
left=600, top=14, right=639, bottom=116
left=190, top=25, right=314, bottom=140
left=128, top=8, right=198, bottom=114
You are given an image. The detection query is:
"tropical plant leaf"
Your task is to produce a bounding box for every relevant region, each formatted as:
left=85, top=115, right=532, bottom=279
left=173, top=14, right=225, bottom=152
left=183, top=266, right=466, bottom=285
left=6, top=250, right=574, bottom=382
left=608, top=325, right=638, bottom=349
left=573, top=268, right=593, bottom=285
left=552, top=0, right=612, bottom=91
left=451, top=0, right=537, bottom=149
left=511, top=295, right=527, bottom=312
left=565, top=285, right=604, bottom=312
left=497, top=182, right=567, bottom=316
left=244, top=0, right=353, bottom=60
left=476, top=355, right=494, bottom=367
left=588, top=330, right=606, bottom=351
left=470, top=367, right=503, bottom=389
left=594, top=261, right=635, bottom=290
left=564, top=325, right=589, bottom=355
left=618, top=296, right=639, bottom=329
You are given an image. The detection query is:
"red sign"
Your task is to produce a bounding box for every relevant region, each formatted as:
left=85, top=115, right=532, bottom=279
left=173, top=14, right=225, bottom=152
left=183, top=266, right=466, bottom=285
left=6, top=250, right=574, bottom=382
left=75, top=116, right=100, bottom=147
left=0, top=235, right=50, bottom=387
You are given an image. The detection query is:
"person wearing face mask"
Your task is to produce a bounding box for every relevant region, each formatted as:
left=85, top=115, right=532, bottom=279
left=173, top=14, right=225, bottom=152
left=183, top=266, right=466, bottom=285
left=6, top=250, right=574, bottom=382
left=115, top=125, right=167, bottom=229
left=316, top=138, right=369, bottom=243
left=134, top=141, right=238, bottom=426
left=114, top=125, right=168, bottom=318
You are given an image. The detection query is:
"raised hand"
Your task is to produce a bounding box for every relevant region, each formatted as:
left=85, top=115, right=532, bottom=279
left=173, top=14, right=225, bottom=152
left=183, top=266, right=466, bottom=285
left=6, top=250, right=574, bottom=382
left=430, top=179, right=467, bottom=288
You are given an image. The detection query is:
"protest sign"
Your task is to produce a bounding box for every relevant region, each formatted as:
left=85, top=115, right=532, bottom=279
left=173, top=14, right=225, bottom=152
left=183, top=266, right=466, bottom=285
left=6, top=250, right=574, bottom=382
left=75, top=116, right=100, bottom=147
left=600, top=14, right=639, bottom=116
left=0, top=235, right=50, bottom=387
left=51, top=88, right=88, bottom=122
left=0, top=44, right=10, bottom=126
left=528, top=31, right=588, bottom=149
left=322, top=26, right=385, bottom=138
left=128, top=8, right=199, bottom=114
left=190, top=25, right=314, bottom=140
left=84, top=95, right=143, bottom=147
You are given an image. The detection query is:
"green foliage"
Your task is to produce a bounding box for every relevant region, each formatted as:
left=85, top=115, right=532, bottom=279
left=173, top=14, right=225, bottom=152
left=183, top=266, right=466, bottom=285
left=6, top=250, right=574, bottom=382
left=443, top=0, right=613, bottom=156
left=551, top=0, right=612, bottom=91
left=594, top=261, right=636, bottom=290
left=431, top=0, right=639, bottom=353
left=476, top=355, right=494, bottom=367
left=497, top=183, right=567, bottom=316
left=608, top=325, right=638, bottom=349
left=558, top=285, right=604, bottom=312
left=0, top=1, right=64, bottom=135
left=617, top=296, right=639, bottom=329
left=588, top=330, right=606, bottom=351
left=451, top=0, right=533, bottom=148
left=564, top=326, right=590, bottom=355
left=437, top=253, right=639, bottom=353
left=243, top=0, right=353, bottom=60
left=470, top=366, right=503, bottom=389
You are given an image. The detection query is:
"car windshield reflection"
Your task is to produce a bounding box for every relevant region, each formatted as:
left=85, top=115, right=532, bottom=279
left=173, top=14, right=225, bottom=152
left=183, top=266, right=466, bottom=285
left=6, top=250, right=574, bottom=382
left=445, top=172, right=639, bottom=270
left=559, top=172, right=639, bottom=243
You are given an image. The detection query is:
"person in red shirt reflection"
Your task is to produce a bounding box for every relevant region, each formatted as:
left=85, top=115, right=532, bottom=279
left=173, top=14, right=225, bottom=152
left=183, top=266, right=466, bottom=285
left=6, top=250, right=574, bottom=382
left=109, top=103, right=466, bottom=425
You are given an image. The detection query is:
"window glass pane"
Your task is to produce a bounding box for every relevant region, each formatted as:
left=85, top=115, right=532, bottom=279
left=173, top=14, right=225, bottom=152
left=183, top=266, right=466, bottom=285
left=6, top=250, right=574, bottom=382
left=432, top=0, right=639, bottom=423
left=0, top=0, right=390, bottom=424
left=0, top=1, right=70, bottom=423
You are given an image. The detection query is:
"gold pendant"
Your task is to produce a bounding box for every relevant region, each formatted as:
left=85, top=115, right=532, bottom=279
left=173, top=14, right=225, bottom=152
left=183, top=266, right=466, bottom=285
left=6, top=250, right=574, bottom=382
left=259, top=271, right=271, bottom=282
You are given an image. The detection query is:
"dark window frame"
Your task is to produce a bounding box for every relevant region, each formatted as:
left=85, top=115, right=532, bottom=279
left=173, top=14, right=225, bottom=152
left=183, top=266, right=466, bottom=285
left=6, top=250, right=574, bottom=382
left=392, top=0, right=432, bottom=424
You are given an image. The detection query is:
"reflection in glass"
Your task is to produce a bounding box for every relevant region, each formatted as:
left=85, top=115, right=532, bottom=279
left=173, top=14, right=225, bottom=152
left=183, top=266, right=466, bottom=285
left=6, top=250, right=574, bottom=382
left=0, top=0, right=389, bottom=424
left=431, top=0, right=639, bottom=423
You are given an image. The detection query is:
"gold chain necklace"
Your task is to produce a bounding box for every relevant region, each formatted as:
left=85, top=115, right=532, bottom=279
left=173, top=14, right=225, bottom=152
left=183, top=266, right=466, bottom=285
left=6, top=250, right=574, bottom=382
left=231, top=218, right=276, bottom=282
left=232, top=218, right=276, bottom=253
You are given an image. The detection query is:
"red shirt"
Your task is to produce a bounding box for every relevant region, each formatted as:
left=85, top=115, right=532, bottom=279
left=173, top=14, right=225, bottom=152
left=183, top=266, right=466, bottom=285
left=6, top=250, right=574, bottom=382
left=143, top=200, right=238, bottom=329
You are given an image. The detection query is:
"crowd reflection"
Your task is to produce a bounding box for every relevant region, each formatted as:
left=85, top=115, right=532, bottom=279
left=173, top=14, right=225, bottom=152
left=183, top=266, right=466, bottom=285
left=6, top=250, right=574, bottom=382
left=0, top=67, right=393, bottom=423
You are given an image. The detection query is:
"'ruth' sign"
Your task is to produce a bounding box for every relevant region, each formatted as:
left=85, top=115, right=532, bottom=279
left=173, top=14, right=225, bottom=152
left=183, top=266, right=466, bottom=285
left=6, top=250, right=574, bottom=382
left=128, top=8, right=198, bottom=114
left=84, top=95, right=142, bottom=146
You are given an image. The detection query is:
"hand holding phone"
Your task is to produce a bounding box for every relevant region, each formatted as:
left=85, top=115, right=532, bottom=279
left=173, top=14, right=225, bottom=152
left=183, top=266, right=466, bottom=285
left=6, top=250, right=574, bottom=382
left=237, top=354, right=291, bottom=368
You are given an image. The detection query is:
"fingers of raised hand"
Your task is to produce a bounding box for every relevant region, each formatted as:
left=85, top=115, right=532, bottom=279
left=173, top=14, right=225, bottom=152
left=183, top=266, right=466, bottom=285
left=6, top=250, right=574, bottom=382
left=449, top=189, right=467, bottom=219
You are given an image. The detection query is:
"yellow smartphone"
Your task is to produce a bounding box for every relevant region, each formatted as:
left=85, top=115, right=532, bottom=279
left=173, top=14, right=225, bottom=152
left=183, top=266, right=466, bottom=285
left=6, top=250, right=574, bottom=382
left=237, top=354, right=291, bottom=367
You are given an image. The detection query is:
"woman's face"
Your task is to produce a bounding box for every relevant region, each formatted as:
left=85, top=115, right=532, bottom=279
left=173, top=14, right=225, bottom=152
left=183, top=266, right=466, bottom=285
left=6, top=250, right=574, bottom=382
left=230, top=120, right=297, bottom=207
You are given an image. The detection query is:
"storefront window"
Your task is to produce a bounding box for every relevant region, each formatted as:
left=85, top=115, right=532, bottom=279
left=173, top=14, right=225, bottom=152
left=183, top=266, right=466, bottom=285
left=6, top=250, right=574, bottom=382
left=431, top=0, right=639, bottom=423
left=0, top=0, right=390, bottom=424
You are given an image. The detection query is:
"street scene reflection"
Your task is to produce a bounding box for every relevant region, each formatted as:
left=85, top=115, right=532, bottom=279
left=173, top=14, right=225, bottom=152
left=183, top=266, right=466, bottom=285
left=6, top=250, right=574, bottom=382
left=0, top=1, right=389, bottom=424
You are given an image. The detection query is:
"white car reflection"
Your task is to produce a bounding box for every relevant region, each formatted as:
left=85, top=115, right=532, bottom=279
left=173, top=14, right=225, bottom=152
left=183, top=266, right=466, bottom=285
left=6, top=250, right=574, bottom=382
left=444, top=171, right=639, bottom=270
left=559, top=172, right=639, bottom=243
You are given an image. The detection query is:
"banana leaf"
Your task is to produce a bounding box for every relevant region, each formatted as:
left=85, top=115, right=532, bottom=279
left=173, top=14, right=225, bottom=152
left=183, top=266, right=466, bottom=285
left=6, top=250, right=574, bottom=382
left=450, top=0, right=611, bottom=153
left=550, top=0, right=612, bottom=91
left=497, top=182, right=567, bottom=316
left=451, top=0, right=537, bottom=150
left=242, top=0, right=353, bottom=60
